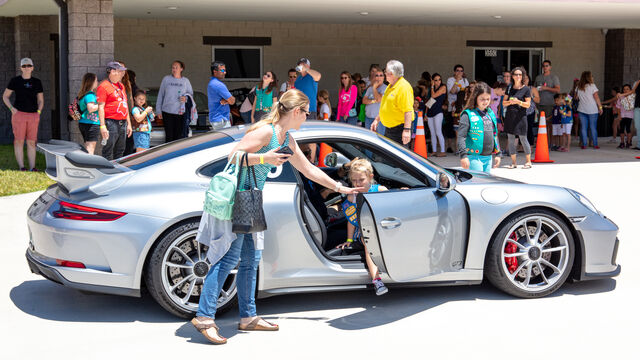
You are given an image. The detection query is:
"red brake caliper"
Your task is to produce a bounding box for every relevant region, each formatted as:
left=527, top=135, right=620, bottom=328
left=504, top=232, right=519, bottom=274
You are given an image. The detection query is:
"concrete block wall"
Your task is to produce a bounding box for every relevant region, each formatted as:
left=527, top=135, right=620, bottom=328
left=0, top=17, right=16, bottom=144
left=115, top=19, right=606, bottom=106
left=623, top=29, right=640, bottom=85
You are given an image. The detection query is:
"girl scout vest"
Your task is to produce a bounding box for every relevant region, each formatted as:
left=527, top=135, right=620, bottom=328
left=462, top=108, right=498, bottom=156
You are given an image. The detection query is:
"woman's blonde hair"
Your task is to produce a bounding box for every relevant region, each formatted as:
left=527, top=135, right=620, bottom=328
left=248, top=89, right=310, bottom=132
left=348, top=158, right=374, bottom=179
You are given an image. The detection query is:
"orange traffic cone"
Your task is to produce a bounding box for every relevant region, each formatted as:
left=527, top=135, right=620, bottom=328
left=322, top=113, right=329, bottom=121
left=413, top=111, right=428, bottom=158
left=318, top=143, right=332, bottom=167
left=532, top=111, right=554, bottom=163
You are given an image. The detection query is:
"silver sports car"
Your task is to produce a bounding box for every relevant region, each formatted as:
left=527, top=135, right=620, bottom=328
left=26, top=122, right=620, bottom=318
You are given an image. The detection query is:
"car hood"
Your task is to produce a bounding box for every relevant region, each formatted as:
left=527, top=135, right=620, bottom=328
left=447, top=168, right=524, bottom=186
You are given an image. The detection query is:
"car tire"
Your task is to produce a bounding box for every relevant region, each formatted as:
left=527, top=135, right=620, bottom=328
left=145, top=219, right=238, bottom=318
left=485, top=209, right=575, bottom=298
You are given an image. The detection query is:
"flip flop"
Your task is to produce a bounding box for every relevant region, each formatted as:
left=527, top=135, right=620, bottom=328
left=238, top=317, right=279, bottom=331
left=507, top=164, right=517, bottom=169
left=522, top=164, right=532, bottom=169
left=191, top=317, right=227, bottom=344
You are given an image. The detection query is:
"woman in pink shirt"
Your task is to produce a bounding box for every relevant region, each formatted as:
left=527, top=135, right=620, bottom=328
left=337, top=71, right=358, bottom=125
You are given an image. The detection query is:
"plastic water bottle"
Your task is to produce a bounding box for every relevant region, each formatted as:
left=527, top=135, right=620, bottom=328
left=101, top=137, right=107, bottom=146
left=178, top=90, right=185, bottom=115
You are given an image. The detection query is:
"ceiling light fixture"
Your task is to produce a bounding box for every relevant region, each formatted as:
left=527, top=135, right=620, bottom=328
left=492, top=15, right=502, bottom=19
left=359, top=11, right=369, bottom=16
left=167, top=6, right=178, bottom=10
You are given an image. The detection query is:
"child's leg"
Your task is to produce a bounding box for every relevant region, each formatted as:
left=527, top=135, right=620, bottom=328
left=362, top=243, right=380, bottom=280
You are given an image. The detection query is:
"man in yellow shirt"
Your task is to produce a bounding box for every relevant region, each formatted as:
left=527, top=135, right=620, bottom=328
left=371, top=60, right=414, bottom=147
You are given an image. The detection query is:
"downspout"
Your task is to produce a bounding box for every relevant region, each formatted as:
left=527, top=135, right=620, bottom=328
left=53, top=0, right=69, bottom=140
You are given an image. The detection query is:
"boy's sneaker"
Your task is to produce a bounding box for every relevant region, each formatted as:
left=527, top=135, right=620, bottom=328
left=373, top=279, right=388, bottom=296
left=618, top=143, right=626, bottom=149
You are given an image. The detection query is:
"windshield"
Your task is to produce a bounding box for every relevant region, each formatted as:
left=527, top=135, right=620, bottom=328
left=376, top=133, right=447, bottom=175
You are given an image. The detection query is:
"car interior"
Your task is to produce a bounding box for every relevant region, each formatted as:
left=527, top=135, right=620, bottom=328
left=295, top=139, right=433, bottom=262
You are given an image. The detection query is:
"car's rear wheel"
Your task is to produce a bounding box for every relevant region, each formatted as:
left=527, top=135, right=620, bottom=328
left=145, top=220, right=238, bottom=318
left=485, top=209, right=574, bottom=298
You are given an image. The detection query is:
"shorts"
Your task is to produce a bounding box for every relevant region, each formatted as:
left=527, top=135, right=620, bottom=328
left=554, top=123, right=572, bottom=135
left=11, top=111, right=40, bottom=142
left=620, top=117, right=632, bottom=133
left=78, top=122, right=100, bottom=142
left=133, top=132, right=150, bottom=149
left=211, top=119, right=231, bottom=130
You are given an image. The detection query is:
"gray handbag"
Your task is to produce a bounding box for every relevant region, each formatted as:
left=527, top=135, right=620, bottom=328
left=232, top=152, right=267, bottom=234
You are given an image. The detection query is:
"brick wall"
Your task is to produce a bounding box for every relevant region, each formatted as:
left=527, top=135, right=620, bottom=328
left=0, top=17, right=16, bottom=144
left=605, top=29, right=640, bottom=97
left=623, top=29, right=640, bottom=85
left=114, top=19, right=606, bottom=106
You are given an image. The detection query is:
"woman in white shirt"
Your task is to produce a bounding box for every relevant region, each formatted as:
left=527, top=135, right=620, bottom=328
left=576, top=71, right=603, bottom=149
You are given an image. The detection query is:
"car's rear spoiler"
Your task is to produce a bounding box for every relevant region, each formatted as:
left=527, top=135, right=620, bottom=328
left=38, top=140, right=130, bottom=194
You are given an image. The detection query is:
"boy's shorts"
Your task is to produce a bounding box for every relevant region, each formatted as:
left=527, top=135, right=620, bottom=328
left=553, top=124, right=564, bottom=135
left=560, top=124, right=572, bottom=135
left=133, top=132, right=150, bottom=149
left=11, top=111, right=40, bottom=142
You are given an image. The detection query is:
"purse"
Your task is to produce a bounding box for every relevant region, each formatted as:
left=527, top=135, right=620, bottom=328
left=621, top=94, right=635, bottom=111
left=203, top=151, right=244, bottom=220
left=425, top=97, right=436, bottom=109
left=232, top=153, right=267, bottom=233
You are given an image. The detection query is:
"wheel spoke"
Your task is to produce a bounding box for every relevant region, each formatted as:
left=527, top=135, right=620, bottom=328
left=507, top=239, right=526, bottom=250
left=170, top=274, right=194, bottom=292
left=196, top=239, right=203, bottom=261
left=172, top=246, right=194, bottom=266
left=541, top=245, right=567, bottom=253
left=537, top=261, right=549, bottom=284
left=522, top=220, right=533, bottom=245
left=219, top=290, right=229, bottom=301
left=504, top=252, right=527, bottom=258
left=523, top=262, right=533, bottom=287
left=532, top=217, right=542, bottom=243
left=540, top=231, right=560, bottom=247
left=182, top=278, right=196, bottom=304
left=508, top=260, right=529, bottom=280
left=540, top=258, right=561, bottom=275
left=166, top=262, right=192, bottom=269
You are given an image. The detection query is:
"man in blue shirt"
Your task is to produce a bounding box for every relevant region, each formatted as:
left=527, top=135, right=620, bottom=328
left=207, top=61, right=235, bottom=129
left=294, top=58, right=321, bottom=119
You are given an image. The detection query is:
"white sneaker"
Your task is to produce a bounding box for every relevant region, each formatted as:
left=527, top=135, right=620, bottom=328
left=373, top=279, right=388, bottom=296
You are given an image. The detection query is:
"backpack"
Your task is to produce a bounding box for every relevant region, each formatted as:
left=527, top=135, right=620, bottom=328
left=621, top=94, right=635, bottom=111
left=203, top=151, right=244, bottom=220
left=68, top=97, right=81, bottom=121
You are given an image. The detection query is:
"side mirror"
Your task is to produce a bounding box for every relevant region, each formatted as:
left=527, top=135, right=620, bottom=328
left=436, top=172, right=455, bottom=194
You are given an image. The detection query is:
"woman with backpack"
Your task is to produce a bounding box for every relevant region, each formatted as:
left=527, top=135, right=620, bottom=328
left=76, top=73, right=100, bottom=154
left=191, top=89, right=362, bottom=345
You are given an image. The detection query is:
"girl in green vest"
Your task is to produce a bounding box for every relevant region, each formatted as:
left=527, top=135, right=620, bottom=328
left=251, top=71, right=279, bottom=123
left=457, top=81, right=501, bottom=172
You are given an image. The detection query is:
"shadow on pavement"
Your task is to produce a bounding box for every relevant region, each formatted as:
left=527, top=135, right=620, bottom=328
left=11, top=277, right=615, bottom=332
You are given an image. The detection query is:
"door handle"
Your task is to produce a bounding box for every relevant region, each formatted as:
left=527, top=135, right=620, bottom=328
left=380, top=217, right=401, bottom=229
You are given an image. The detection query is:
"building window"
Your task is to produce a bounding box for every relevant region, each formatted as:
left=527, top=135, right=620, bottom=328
left=473, top=48, right=545, bottom=85
left=212, top=46, right=262, bottom=81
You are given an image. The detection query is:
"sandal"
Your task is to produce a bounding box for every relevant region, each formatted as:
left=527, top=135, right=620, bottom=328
left=522, top=163, right=532, bottom=169
left=238, top=317, right=279, bottom=331
left=191, top=317, right=227, bottom=344
left=507, top=164, right=517, bottom=169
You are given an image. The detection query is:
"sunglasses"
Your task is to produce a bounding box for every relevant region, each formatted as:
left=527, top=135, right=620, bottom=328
left=455, top=69, right=464, bottom=72
left=341, top=76, right=349, bottom=79
left=433, top=78, right=441, bottom=81
left=264, top=73, right=272, bottom=78
left=289, top=75, right=297, bottom=78
left=513, top=73, right=523, bottom=76
left=543, top=65, right=550, bottom=67
left=375, top=74, right=384, bottom=77
left=217, top=69, right=226, bottom=73
left=22, top=65, right=33, bottom=68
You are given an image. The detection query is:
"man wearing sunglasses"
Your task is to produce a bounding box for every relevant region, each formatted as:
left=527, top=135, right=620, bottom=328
left=294, top=58, right=321, bottom=119
left=2, top=58, right=44, bottom=171
left=279, top=68, right=297, bottom=94
left=535, top=60, right=561, bottom=146
left=208, top=61, right=235, bottom=130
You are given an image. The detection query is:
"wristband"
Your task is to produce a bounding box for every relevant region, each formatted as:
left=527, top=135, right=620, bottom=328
left=37, top=109, right=41, bottom=114
left=260, top=154, right=264, bottom=164
left=334, top=182, right=341, bottom=192
left=100, top=125, right=107, bottom=130
left=346, top=238, right=353, bottom=243
left=403, top=127, right=412, bottom=131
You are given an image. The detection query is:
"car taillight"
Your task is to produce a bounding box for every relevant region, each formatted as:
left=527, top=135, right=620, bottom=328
left=56, top=259, right=86, bottom=268
left=53, top=201, right=126, bottom=221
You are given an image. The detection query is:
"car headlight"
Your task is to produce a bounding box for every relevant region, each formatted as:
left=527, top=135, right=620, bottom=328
left=566, top=188, right=599, bottom=215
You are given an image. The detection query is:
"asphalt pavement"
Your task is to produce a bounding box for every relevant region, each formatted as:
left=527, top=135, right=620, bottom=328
left=1, top=138, right=638, bottom=359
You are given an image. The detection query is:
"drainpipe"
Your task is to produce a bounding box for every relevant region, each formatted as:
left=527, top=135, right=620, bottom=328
left=53, top=0, right=69, bottom=140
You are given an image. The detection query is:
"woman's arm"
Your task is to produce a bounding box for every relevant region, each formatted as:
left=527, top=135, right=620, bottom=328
left=185, top=78, right=193, bottom=96
left=228, top=125, right=289, bottom=166
left=156, top=77, right=166, bottom=114
left=251, top=96, right=256, bottom=123
left=618, top=80, right=639, bottom=97
left=594, top=91, right=603, bottom=115
left=347, top=85, right=357, bottom=111
left=519, top=96, right=531, bottom=109
left=336, top=89, right=344, bottom=121
left=433, top=85, right=446, bottom=97
left=530, top=88, right=541, bottom=104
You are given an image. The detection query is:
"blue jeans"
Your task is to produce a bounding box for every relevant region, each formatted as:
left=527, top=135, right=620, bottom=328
left=579, top=112, right=598, bottom=147
left=240, top=111, right=251, bottom=124
left=346, top=116, right=359, bottom=126
left=196, top=233, right=262, bottom=319
left=634, top=108, right=640, bottom=147
left=468, top=154, right=493, bottom=173
left=365, top=116, right=375, bottom=130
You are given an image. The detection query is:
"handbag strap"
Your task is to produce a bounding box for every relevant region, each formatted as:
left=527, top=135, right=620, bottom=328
left=237, top=152, right=259, bottom=189
left=224, top=150, right=244, bottom=175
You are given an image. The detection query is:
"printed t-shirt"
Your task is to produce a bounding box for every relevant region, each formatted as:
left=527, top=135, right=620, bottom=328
left=7, top=76, right=43, bottom=113
left=552, top=105, right=562, bottom=124
left=379, top=77, right=415, bottom=128
left=616, top=98, right=634, bottom=119
left=535, top=73, right=561, bottom=106
left=78, top=91, right=99, bottom=125
left=294, top=73, right=318, bottom=112
left=319, top=103, right=331, bottom=120
left=96, top=80, right=129, bottom=120
left=446, top=77, right=469, bottom=111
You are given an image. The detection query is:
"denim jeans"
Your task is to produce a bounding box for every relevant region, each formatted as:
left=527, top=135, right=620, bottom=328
left=240, top=111, right=251, bottom=124
left=345, top=116, right=359, bottom=126
left=579, top=112, right=599, bottom=147
left=468, top=154, right=493, bottom=173
left=634, top=108, right=640, bottom=146
left=211, top=119, right=231, bottom=131
left=101, top=118, right=127, bottom=160
left=196, top=233, right=262, bottom=319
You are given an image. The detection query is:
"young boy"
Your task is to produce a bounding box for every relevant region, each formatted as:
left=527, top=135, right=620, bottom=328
left=551, top=94, right=563, bottom=151
left=559, top=94, right=573, bottom=152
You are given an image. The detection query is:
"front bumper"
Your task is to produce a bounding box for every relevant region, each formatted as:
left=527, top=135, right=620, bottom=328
left=573, top=212, right=621, bottom=280
left=26, top=249, right=140, bottom=297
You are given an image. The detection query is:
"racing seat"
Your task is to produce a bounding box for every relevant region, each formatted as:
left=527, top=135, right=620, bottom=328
left=301, top=190, right=327, bottom=250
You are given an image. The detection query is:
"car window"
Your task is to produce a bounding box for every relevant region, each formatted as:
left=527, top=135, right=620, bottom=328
left=193, top=92, right=208, bottom=112
left=198, top=159, right=297, bottom=183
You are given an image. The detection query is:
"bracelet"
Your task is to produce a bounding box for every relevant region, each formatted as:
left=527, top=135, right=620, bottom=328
left=334, top=182, right=341, bottom=192
left=346, top=238, right=353, bottom=243
left=260, top=154, right=264, bottom=164
left=100, top=125, right=107, bottom=129
left=37, top=110, right=41, bottom=114
left=403, top=127, right=412, bottom=131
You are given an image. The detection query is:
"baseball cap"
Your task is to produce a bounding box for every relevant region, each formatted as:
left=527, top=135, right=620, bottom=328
left=106, top=61, right=127, bottom=71
left=296, top=58, right=310, bottom=66
left=20, top=58, right=33, bottom=66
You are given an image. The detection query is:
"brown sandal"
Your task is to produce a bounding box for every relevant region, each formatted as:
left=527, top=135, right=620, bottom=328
left=191, top=317, right=227, bottom=344
left=238, top=317, right=279, bottom=331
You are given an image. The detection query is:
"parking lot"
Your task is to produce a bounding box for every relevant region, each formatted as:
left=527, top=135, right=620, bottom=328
left=1, top=139, right=638, bottom=359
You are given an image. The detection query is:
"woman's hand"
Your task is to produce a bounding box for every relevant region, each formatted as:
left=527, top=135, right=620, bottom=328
left=460, top=157, right=470, bottom=169
left=493, top=156, right=501, bottom=168
left=336, top=241, right=352, bottom=250
left=179, top=96, right=186, bottom=103
left=263, top=148, right=291, bottom=166
left=338, top=185, right=365, bottom=194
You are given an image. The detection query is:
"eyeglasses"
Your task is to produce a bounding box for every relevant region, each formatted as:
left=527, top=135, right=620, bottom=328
left=264, top=73, right=272, bottom=78
left=375, top=74, right=384, bottom=77
left=289, top=75, right=297, bottom=78
left=455, top=69, right=464, bottom=72
left=433, top=78, right=441, bottom=81
left=217, top=69, right=226, bottom=73
left=341, top=76, right=349, bottom=79
left=21, top=65, right=33, bottom=68
left=302, top=109, right=310, bottom=116
left=543, top=65, right=550, bottom=68
left=513, top=73, right=523, bottom=76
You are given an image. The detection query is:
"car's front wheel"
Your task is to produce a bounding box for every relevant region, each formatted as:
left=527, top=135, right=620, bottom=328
left=485, top=209, right=574, bottom=298
left=145, top=220, right=238, bottom=318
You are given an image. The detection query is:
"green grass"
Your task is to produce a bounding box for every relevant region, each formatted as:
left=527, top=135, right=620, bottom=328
left=0, top=144, right=54, bottom=196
